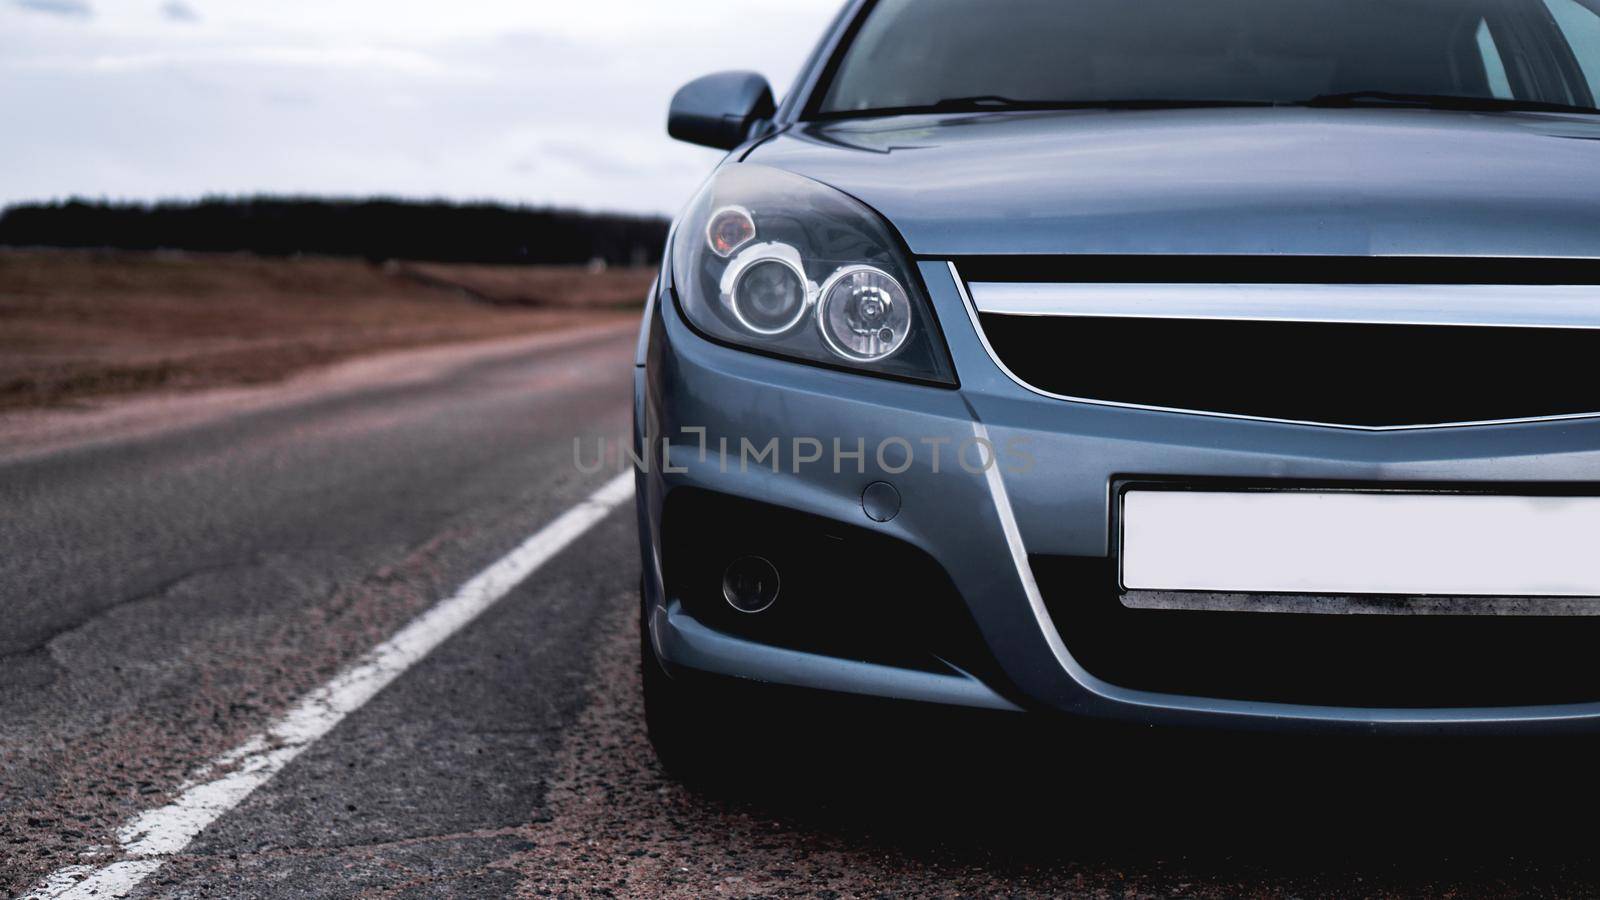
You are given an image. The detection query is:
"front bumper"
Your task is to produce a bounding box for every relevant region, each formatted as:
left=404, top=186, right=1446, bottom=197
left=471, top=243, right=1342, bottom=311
left=635, top=260, right=1600, bottom=735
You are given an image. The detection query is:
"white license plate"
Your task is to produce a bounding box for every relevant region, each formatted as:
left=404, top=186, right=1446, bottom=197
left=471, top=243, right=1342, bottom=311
left=1122, top=490, right=1600, bottom=597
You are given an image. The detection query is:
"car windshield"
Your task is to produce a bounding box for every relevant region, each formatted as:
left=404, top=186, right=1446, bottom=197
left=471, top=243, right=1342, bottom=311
left=815, top=0, right=1600, bottom=116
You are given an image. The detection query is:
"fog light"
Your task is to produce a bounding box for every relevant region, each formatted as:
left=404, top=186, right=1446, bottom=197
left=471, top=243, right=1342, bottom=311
left=722, top=556, right=780, bottom=614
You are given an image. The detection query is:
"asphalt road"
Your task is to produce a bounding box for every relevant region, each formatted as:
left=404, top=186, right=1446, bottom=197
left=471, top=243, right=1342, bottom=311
left=6, top=322, right=1600, bottom=898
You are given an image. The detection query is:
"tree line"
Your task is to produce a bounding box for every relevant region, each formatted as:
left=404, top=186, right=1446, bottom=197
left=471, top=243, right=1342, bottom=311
left=0, top=198, right=670, bottom=267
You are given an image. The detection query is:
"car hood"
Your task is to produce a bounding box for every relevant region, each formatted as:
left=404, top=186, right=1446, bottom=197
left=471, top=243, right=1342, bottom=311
left=745, top=108, right=1600, bottom=258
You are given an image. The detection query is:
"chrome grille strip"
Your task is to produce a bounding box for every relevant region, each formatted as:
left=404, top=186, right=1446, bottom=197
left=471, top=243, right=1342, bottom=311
left=946, top=261, right=1600, bottom=431
left=970, top=282, right=1600, bottom=330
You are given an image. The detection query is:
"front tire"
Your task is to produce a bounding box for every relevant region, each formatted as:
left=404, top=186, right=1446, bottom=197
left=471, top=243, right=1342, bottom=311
left=640, top=599, right=716, bottom=781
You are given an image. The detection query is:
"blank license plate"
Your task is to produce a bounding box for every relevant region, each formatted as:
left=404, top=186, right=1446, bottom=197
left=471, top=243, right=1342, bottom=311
left=1122, top=490, right=1600, bottom=597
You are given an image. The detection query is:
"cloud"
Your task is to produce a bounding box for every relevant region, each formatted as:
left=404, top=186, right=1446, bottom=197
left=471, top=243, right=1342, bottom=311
left=0, top=0, right=839, bottom=214
left=13, top=0, right=93, bottom=17
left=160, top=1, right=199, bottom=22
left=85, top=45, right=452, bottom=75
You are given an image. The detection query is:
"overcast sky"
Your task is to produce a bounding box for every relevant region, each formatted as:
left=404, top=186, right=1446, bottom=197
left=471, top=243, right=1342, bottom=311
left=0, top=0, right=842, bottom=216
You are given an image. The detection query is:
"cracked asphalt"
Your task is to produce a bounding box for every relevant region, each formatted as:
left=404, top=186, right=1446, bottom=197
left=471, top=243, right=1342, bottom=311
left=7, top=322, right=1600, bottom=897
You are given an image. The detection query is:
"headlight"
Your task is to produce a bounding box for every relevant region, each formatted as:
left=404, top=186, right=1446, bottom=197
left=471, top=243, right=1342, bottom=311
left=670, top=164, right=955, bottom=385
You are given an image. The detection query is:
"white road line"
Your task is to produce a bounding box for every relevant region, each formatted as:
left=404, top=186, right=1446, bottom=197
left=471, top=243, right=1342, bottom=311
left=23, top=472, right=635, bottom=900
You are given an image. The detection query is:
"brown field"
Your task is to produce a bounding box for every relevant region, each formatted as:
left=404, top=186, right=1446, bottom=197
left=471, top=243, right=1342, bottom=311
left=393, top=261, right=655, bottom=308
left=0, top=250, right=653, bottom=410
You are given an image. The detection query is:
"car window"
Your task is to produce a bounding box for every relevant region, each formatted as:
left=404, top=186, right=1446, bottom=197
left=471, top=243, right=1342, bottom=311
left=1544, top=0, right=1600, bottom=97
left=817, top=0, right=1600, bottom=114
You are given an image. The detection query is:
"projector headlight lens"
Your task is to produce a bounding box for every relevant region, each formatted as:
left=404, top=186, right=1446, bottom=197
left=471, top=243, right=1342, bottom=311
left=670, top=164, right=954, bottom=385
left=720, top=242, right=810, bottom=335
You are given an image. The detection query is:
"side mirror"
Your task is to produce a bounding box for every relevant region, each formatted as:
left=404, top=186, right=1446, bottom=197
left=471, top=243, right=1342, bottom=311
left=668, top=71, right=776, bottom=151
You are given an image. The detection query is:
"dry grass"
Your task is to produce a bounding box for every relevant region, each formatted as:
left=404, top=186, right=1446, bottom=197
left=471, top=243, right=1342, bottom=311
left=395, top=261, right=655, bottom=308
left=0, top=250, right=653, bottom=410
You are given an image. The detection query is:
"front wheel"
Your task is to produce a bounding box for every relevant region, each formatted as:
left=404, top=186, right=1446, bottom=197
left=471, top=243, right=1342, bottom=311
left=640, top=600, right=718, bottom=781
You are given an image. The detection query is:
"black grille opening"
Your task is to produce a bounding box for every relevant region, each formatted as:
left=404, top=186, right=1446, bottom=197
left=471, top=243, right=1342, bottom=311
left=981, top=313, right=1600, bottom=427
left=662, top=488, right=1003, bottom=684
left=1036, top=555, right=1600, bottom=708
left=955, top=255, right=1600, bottom=285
